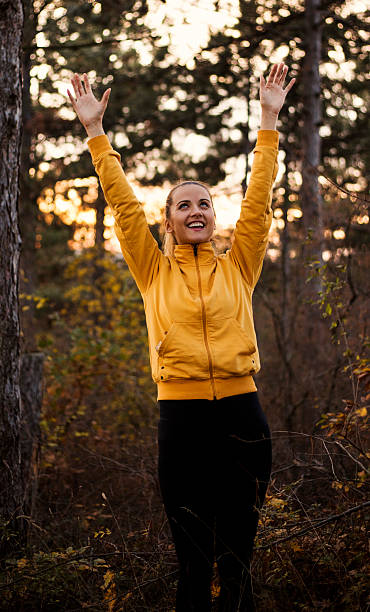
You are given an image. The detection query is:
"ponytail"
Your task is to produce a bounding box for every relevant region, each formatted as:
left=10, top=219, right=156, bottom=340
left=162, top=231, right=177, bottom=258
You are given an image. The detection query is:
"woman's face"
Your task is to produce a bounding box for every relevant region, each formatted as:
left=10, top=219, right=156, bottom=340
left=165, top=183, right=215, bottom=245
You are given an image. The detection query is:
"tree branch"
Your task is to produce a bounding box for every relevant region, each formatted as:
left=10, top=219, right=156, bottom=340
left=23, top=37, right=127, bottom=53
left=257, top=500, right=370, bottom=550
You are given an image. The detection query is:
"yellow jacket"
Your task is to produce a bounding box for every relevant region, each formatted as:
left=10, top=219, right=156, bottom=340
left=87, top=130, right=279, bottom=401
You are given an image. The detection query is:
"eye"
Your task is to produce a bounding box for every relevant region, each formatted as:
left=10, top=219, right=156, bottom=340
left=200, top=201, right=210, bottom=207
left=179, top=202, right=188, bottom=209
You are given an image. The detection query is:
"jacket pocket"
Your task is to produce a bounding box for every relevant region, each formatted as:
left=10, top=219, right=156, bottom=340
left=154, top=322, right=210, bottom=382
left=208, top=317, right=257, bottom=378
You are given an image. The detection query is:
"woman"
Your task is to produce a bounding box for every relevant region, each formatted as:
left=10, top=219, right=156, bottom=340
left=68, top=61, right=295, bottom=611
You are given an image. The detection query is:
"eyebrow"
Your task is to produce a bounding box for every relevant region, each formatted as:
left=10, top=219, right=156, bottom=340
left=176, top=198, right=211, bottom=205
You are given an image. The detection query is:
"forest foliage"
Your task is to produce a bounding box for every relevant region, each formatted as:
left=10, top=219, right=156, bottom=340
left=1, top=0, right=369, bottom=610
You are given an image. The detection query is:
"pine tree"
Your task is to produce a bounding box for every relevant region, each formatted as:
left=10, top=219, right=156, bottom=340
left=0, top=0, right=24, bottom=541
left=19, top=0, right=179, bottom=342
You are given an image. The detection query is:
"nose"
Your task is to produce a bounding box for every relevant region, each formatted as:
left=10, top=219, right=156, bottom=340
left=188, top=213, right=204, bottom=223
left=189, top=205, right=204, bottom=216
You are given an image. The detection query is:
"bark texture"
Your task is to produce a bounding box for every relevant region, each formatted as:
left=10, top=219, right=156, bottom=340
left=95, top=188, right=106, bottom=247
left=19, top=0, right=38, bottom=353
left=0, top=0, right=24, bottom=529
left=20, top=352, right=44, bottom=518
left=301, top=0, right=324, bottom=265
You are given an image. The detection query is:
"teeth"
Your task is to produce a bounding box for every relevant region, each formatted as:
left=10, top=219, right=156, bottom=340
left=188, top=222, right=204, bottom=228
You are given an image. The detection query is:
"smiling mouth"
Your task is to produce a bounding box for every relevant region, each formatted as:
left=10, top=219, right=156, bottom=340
left=187, top=222, right=205, bottom=229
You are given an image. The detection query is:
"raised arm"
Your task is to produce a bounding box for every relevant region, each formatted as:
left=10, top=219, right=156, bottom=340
left=229, top=62, right=295, bottom=289
left=67, top=73, right=162, bottom=294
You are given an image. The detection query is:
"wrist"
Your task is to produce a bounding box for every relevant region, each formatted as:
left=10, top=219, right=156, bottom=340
left=260, top=109, right=279, bottom=130
left=85, top=122, right=105, bottom=139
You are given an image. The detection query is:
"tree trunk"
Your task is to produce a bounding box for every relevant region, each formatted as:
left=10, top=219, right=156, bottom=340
left=19, top=1, right=38, bottom=353
left=301, top=0, right=324, bottom=271
left=95, top=188, right=106, bottom=247
left=20, top=353, right=44, bottom=523
left=0, top=0, right=25, bottom=536
left=281, top=153, right=291, bottom=352
left=240, top=0, right=256, bottom=193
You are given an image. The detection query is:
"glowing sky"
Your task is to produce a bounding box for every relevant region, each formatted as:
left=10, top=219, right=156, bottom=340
left=32, top=0, right=368, bottom=254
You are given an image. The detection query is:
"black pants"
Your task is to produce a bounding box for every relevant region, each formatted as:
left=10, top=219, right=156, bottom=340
left=157, top=391, right=272, bottom=612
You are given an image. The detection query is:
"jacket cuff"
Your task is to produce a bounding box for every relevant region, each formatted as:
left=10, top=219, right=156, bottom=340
left=87, top=134, right=114, bottom=163
left=256, top=130, right=279, bottom=148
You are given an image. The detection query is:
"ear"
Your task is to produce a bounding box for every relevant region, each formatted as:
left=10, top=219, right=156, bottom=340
left=165, top=218, right=174, bottom=233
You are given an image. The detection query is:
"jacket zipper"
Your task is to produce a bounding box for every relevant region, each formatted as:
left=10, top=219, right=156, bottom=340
left=193, top=244, right=216, bottom=399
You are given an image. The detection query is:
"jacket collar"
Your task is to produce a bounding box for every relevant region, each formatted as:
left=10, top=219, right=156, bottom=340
left=174, top=242, right=216, bottom=266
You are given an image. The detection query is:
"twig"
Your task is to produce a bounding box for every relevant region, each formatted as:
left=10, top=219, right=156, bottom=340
left=333, top=439, right=369, bottom=475
left=322, top=439, right=338, bottom=481
left=257, top=500, right=370, bottom=550
left=67, top=570, right=178, bottom=611
left=102, top=492, right=148, bottom=609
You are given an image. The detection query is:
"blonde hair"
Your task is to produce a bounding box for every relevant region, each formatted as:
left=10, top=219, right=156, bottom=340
left=162, top=180, right=215, bottom=257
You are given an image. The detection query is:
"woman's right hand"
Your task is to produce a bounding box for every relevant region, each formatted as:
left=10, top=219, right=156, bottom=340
left=67, top=73, right=111, bottom=130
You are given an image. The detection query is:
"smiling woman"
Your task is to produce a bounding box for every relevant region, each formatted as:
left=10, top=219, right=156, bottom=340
left=162, top=180, right=216, bottom=256
left=67, top=61, right=295, bottom=611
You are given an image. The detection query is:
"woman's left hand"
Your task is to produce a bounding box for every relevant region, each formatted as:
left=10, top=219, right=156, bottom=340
left=260, top=62, right=295, bottom=117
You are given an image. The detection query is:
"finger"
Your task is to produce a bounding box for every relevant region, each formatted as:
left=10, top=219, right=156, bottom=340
left=267, top=63, right=277, bottom=84
left=274, top=62, right=284, bottom=83
left=67, top=89, right=76, bottom=109
left=267, top=63, right=278, bottom=85
left=70, top=76, right=78, bottom=98
left=74, top=73, right=83, bottom=97
left=67, top=89, right=75, bottom=106
left=80, top=74, right=88, bottom=95
left=259, top=74, right=266, bottom=89
left=71, top=75, right=81, bottom=98
left=101, top=88, right=111, bottom=110
left=278, top=65, right=288, bottom=86
left=283, top=77, right=296, bottom=94
left=83, top=73, right=92, bottom=95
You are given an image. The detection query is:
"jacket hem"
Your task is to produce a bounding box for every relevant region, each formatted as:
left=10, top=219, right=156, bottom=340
left=156, top=375, right=257, bottom=401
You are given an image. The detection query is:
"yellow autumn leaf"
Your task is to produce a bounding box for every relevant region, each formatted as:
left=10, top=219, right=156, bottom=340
left=332, top=481, right=342, bottom=489
left=102, top=569, right=115, bottom=590
left=36, top=297, right=47, bottom=309
left=356, top=407, right=367, bottom=418
left=269, top=497, right=286, bottom=508
left=121, top=592, right=132, bottom=602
